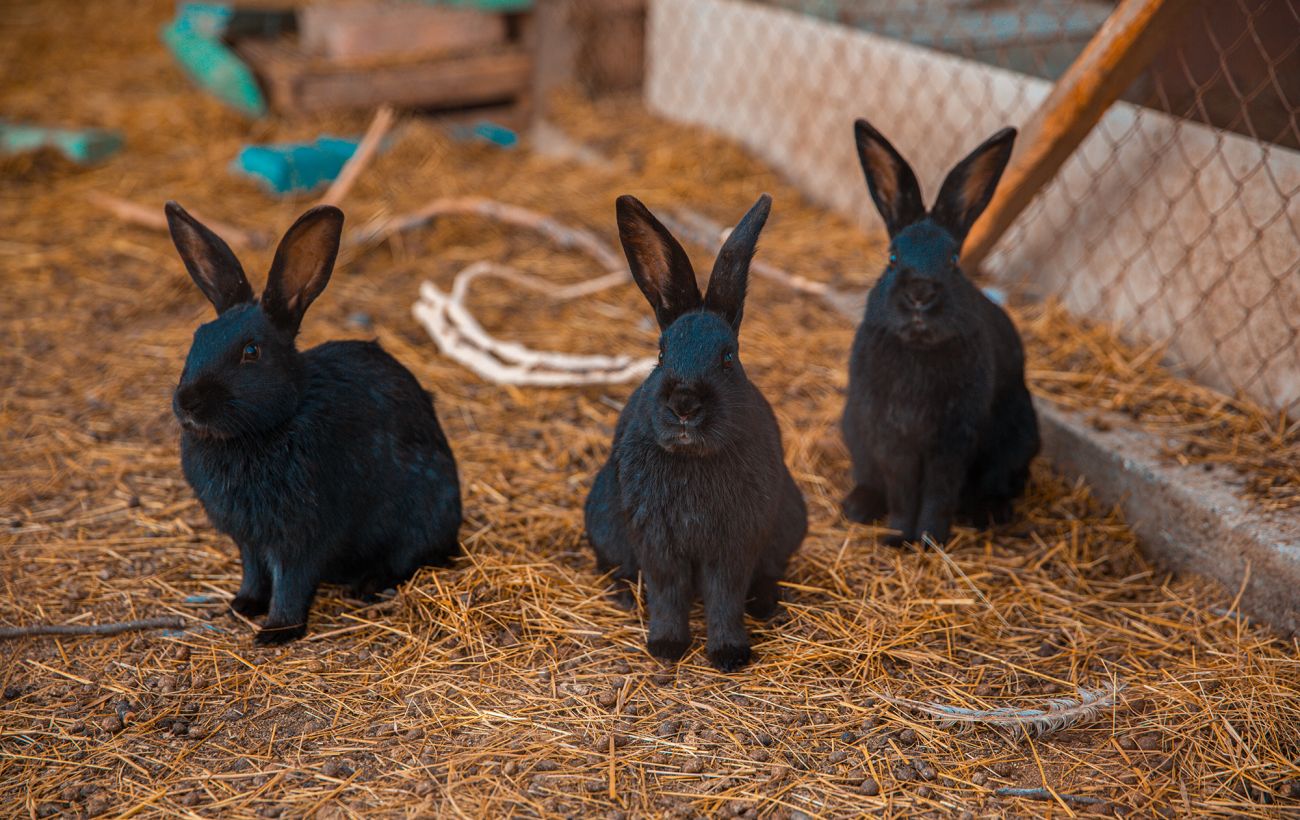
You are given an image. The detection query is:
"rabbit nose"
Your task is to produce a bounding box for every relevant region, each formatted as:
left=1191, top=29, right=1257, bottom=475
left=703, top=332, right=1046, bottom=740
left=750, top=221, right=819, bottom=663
left=668, top=391, right=701, bottom=422
left=176, top=381, right=227, bottom=416
left=176, top=386, right=204, bottom=414
left=905, top=281, right=940, bottom=312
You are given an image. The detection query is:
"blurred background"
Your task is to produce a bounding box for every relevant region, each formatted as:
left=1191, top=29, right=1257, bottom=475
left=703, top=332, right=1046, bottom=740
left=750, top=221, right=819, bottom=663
left=4, top=0, right=1297, bottom=412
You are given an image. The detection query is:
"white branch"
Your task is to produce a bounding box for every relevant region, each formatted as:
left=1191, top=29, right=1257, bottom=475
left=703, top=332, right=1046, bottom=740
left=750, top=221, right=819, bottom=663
left=412, top=264, right=654, bottom=387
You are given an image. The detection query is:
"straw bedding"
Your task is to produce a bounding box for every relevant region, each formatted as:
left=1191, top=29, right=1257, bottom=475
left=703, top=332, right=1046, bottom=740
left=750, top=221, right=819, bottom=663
left=2, top=2, right=1297, bottom=817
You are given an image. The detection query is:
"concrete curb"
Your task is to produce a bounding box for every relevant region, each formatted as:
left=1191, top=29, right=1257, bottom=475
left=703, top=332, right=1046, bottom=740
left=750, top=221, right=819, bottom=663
left=1037, top=399, right=1299, bottom=636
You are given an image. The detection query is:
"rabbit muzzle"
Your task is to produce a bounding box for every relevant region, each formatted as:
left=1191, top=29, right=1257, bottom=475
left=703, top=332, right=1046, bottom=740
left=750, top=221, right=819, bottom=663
left=892, top=278, right=948, bottom=346
left=173, top=379, right=234, bottom=439
left=657, top=385, right=712, bottom=453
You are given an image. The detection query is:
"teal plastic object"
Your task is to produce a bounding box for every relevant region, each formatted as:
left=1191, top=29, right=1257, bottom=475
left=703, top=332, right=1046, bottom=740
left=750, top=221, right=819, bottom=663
left=449, top=120, right=519, bottom=148
left=233, top=138, right=361, bottom=195
left=429, top=0, right=534, bottom=11
left=161, top=3, right=267, bottom=118
left=0, top=122, right=124, bottom=165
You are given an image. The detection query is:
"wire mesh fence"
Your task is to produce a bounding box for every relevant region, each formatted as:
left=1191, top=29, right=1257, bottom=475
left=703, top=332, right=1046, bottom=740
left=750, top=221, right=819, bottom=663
left=622, top=0, right=1300, bottom=415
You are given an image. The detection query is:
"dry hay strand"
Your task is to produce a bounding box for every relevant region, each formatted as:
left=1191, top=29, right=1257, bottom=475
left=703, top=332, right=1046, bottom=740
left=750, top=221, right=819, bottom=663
left=2, top=2, right=1299, bottom=818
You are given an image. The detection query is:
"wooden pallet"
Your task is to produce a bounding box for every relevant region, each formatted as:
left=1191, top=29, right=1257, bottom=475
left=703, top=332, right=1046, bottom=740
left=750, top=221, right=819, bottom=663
left=238, top=38, right=532, bottom=118
left=532, top=0, right=646, bottom=115
left=235, top=1, right=535, bottom=121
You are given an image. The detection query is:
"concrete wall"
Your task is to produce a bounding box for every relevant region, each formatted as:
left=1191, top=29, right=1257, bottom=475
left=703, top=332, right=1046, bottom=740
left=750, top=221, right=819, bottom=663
left=644, top=0, right=1300, bottom=412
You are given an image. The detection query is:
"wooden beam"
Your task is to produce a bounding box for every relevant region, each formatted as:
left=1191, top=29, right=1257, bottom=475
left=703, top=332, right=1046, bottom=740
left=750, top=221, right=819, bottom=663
left=238, top=39, right=532, bottom=114
left=961, top=0, right=1193, bottom=272
left=299, top=3, right=506, bottom=65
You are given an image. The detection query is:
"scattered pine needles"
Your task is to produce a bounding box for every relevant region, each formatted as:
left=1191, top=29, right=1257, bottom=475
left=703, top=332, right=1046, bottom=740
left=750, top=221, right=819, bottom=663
left=2, top=2, right=1298, bottom=817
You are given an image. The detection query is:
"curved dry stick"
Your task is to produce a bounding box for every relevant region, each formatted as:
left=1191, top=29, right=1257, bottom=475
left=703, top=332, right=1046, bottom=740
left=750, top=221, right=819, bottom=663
left=350, top=195, right=627, bottom=276
left=0, top=616, right=186, bottom=640
left=87, top=192, right=272, bottom=250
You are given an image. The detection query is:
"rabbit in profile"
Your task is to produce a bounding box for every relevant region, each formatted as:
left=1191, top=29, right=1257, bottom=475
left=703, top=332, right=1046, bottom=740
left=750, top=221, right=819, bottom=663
left=841, top=119, right=1039, bottom=546
left=584, top=193, right=807, bottom=672
left=166, top=202, right=462, bottom=644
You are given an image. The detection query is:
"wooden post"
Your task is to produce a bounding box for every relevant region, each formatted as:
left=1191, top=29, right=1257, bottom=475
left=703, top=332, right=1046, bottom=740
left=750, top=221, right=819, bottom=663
left=961, top=0, right=1193, bottom=272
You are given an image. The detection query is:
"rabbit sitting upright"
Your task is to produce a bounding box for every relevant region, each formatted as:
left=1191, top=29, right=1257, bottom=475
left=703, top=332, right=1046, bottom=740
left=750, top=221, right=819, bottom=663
left=166, top=202, right=462, bottom=644
left=841, top=119, right=1039, bottom=546
left=584, top=193, right=807, bottom=672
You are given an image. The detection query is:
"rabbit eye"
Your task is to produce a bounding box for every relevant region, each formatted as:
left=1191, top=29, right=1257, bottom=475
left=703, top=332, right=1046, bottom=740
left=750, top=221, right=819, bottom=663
left=656, top=349, right=664, bottom=367
left=888, top=253, right=897, bottom=265
left=241, top=342, right=260, bottom=363
left=722, top=351, right=734, bottom=369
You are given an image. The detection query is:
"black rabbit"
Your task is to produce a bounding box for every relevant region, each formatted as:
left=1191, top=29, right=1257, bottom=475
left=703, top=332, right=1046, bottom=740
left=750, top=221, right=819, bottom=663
left=166, top=202, right=462, bottom=644
left=584, top=193, right=807, bottom=672
left=840, top=119, right=1039, bottom=546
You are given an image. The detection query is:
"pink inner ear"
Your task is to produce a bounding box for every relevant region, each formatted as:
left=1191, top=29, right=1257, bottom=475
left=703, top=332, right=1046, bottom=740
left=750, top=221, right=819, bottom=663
left=959, top=149, right=1004, bottom=221
left=864, top=141, right=900, bottom=209
left=273, top=218, right=338, bottom=305
left=624, top=225, right=674, bottom=307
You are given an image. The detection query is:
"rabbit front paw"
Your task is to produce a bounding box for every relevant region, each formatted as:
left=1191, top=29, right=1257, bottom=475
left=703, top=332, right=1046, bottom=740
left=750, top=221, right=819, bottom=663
left=647, top=637, right=691, bottom=662
left=707, top=643, right=752, bottom=672
left=254, top=622, right=307, bottom=645
left=230, top=593, right=269, bottom=618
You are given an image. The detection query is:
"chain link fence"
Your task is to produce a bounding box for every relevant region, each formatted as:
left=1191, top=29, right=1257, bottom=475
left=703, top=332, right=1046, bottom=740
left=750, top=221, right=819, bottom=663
left=623, top=0, right=1299, bottom=414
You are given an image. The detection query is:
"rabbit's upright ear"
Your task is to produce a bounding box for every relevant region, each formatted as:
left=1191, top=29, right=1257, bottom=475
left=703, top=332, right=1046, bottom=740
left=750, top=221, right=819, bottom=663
left=704, top=193, right=770, bottom=334
left=854, top=119, right=925, bottom=238
left=931, top=127, right=1016, bottom=245
left=165, top=201, right=254, bottom=315
left=616, top=195, right=702, bottom=329
left=262, top=205, right=345, bottom=333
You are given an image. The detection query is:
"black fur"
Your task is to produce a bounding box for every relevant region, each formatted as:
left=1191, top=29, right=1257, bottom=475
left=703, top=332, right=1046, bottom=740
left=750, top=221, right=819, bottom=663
left=584, top=194, right=807, bottom=672
left=841, top=119, right=1039, bottom=546
left=166, top=202, right=461, bottom=643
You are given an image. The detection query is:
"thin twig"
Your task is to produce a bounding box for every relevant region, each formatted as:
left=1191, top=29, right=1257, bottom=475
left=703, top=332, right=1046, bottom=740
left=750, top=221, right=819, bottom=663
left=86, top=192, right=272, bottom=249
left=317, top=106, right=396, bottom=207
left=0, top=616, right=187, bottom=640
left=995, top=787, right=1106, bottom=806
left=350, top=195, right=626, bottom=275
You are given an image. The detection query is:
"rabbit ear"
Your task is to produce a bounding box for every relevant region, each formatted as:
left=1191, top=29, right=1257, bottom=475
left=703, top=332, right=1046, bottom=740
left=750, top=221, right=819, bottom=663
left=165, top=201, right=254, bottom=315
left=931, top=127, right=1017, bottom=245
left=615, top=195, right=701, bottom=329
left=854, top=119, right=925, bottom=238
left=705, top=193, right=770, bottom=334
left=261, top=205, right=344, bottom=333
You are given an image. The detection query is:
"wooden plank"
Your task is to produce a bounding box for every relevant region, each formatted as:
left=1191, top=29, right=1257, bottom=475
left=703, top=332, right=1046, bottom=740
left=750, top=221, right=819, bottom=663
left=296, top=50, right=531, bottom=112
left=238, top=39, right=532, bottom=113
left=299, top=2, right=507, bottom=65
left=960, top=0, right=1193, bottom=271
left=530, top=0, right=579, bottom=119
left=531, top=0, right=646, bottom=104
left=574, top=0, right=645, bottom=93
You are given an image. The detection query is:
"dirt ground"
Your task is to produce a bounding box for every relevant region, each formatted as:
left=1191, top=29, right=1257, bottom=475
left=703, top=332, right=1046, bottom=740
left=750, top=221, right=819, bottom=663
left=2, top=2, right=1298, bottom=818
